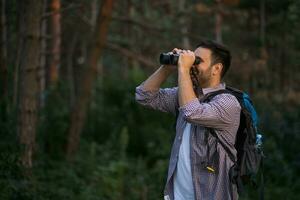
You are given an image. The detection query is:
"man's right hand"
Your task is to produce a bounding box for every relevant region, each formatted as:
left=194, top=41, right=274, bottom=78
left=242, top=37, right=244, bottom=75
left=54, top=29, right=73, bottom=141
left=161, top=48, right=183, bottom=73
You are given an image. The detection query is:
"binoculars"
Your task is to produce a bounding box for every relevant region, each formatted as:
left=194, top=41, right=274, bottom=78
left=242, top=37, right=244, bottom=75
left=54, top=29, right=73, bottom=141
left=159, top=52, right=201, bottom=65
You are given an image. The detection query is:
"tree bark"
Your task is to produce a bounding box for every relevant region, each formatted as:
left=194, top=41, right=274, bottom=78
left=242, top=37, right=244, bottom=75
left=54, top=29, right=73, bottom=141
left=67, top=34, right=77, bottom=107
left=66, top=0, right=115, bottom=160
left=39, top=0, right=48, bottom=108
left=259, top=0, right=269, bottom=87
left=49, top=0, right=61, bottom=85
left=0, top=0, right=7, bottom=100
left=260, top=0, right=266, bottom=48
left=91, top=0, right=99, bottom=31
left=18, top=0, right=43, bottom=168
left=215, top=0, right=223, bottom=43
left=13, top=1, right=25, bottom=108
left=178, top=0, right=191, bottom=49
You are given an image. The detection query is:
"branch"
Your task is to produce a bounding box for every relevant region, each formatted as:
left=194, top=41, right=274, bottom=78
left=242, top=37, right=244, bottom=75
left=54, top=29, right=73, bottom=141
left=106, top=42, right=157, bottom=68
left=42, top=3, right=81, bottom=19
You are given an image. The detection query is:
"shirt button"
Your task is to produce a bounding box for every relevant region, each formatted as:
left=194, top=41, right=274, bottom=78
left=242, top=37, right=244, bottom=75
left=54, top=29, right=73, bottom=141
left=178, top=136, right=182, bottom=141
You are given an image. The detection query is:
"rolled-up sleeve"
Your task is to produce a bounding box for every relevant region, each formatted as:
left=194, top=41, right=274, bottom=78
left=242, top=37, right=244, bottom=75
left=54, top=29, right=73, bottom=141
left=135, top=82, right=178, bottom=115
left=179, top=94, right=241, bottom=130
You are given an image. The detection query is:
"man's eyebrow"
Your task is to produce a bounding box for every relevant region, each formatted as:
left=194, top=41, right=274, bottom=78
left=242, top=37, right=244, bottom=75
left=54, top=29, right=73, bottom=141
left=198, top=56, right=204, bottom=62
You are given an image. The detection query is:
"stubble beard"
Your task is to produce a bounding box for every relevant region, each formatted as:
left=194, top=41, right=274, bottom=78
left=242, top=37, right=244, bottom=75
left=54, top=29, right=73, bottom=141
left=198, top=68, right=213, bottom=88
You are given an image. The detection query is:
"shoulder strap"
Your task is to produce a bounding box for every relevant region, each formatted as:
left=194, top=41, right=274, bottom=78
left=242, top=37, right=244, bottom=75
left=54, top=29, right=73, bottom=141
left=202, top=85, right=247, bottom=104
left=176, top=87, right=234, bottom=118
left=201, top=89, right=231, bottom=103
left=209, top=128, right=236, bottom=163
left=202, top=88, right=240, bottom=163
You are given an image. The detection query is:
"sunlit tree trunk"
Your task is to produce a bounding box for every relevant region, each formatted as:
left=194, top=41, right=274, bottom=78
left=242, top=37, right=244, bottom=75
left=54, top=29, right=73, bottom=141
left=49, top=0, right=61, bottom=85
left=18, top=0, right=43, bottom=169
left=66, top=0, right=115, bottom=160
left=122, top=0, right=132, bottom=79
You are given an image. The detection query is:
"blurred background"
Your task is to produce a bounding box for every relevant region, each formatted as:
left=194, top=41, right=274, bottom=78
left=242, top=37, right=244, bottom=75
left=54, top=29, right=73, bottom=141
left=0, top=0, right=299, bottom=199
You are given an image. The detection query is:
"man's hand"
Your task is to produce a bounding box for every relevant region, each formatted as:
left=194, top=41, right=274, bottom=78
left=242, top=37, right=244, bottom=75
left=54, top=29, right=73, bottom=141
left=174, top=49, right=195, bottom=73
left=161, top=48, right=184, bottom=73
left=174, top=48, right=198, bottom=107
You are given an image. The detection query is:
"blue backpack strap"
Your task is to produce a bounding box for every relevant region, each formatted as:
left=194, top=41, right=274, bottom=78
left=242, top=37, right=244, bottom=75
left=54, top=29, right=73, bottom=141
left=226, top=86, right=258, bottom=128
left=242, top=93, right=259, bottom=130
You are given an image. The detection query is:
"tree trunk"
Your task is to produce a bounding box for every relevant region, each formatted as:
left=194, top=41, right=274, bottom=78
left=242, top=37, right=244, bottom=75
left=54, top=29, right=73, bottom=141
left=259, top=0, right=269, bottom=87
left=215, top=0, right=223, bottom=43
left=39, top=0, right=48, bottom=108
left=66, top=0, right=115, bottom=160
left=18, top=0, right=43, bottom=169
left=91, top=0, right=99, bottom=31
left=13, top=1, right=25, bottom=108
left=49, top=0, right=61, bottom=85
left=260, top=0, right=265, bottom=48
left=67, top=34, right=77, bottom=107
left=178, top=0, right=190, bottom=49
left=0, top=0, right=7, bottom=100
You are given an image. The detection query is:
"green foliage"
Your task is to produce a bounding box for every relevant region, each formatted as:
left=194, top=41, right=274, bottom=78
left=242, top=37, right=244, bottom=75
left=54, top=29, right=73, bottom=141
left=2, top=66, right=299, bottom=199
left=37, top=82, right=71, bottom=160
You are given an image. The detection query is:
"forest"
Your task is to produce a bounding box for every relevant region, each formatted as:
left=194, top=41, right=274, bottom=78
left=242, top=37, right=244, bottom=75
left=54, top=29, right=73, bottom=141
left=0, top=0, right=299, bottom=199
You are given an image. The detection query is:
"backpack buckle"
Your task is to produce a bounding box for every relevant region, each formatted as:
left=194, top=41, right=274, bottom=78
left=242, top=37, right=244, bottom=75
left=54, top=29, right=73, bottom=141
left=206, top=166, right=215, bottom=173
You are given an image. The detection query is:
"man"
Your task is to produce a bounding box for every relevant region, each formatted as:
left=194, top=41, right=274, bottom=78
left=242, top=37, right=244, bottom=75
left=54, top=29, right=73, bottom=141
left=135, top=40, right=241, bottom=200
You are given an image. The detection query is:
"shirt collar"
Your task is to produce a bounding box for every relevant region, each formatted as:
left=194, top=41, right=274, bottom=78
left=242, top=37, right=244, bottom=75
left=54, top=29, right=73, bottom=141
left=195, top=82, right=226, bottom=97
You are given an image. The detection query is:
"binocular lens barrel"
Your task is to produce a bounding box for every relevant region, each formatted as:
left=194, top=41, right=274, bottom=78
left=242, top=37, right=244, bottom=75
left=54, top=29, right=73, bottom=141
left=159, top=53, right=201, bottom=65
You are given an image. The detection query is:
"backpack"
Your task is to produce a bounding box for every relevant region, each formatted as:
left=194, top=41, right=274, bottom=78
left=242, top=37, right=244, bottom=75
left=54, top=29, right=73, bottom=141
left=202, top=86, right=265, bottom=198
left=175, top=86, right=265, bottom=198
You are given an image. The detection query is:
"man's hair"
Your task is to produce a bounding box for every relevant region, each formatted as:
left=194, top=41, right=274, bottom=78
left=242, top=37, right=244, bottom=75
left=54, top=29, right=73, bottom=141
left=196, top=40, right=231, bottom=78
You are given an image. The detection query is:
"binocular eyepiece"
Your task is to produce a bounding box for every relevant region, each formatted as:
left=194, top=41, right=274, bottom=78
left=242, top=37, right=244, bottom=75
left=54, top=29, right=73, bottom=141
left=159, top=52, right=201, bottom=66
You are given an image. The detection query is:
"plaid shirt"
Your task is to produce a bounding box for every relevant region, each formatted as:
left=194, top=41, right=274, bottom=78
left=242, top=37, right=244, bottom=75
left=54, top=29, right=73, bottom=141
left=135, top=82, right=241, bottom=200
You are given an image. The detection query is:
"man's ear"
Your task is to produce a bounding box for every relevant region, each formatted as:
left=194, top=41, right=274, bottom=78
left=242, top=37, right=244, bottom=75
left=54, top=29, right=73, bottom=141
left=213, top=63, right=223, bottom=76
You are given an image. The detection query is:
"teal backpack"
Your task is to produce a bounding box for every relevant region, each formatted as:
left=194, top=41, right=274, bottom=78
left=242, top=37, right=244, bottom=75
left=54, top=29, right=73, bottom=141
left=175, top=86, right=265, bottom=198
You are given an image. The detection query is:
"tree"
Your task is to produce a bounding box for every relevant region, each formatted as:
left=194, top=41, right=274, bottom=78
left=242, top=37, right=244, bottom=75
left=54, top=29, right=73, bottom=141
left=66, top=0, right=115, bottom=160
left=215, top=0, right=223, bottom=43
left=49, top=0, right=61, bottom=85
left=0, top=0, right=7, bottom=100
left=18, top=0, right=43, bottom=169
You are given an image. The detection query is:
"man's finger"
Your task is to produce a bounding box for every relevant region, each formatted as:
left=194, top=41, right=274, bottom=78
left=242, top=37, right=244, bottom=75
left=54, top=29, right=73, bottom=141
left=173, top=48, right=183, bottom=54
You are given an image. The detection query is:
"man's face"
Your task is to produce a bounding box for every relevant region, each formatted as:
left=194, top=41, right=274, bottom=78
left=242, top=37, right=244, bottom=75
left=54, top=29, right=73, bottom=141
left=193, top=47, right=214, bottom=87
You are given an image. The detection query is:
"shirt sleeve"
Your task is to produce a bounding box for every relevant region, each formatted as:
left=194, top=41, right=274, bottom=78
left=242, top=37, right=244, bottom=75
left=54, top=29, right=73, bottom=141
left=135, top=81, right=178, bottom=115
left=178, top=93, right=241, bottom=130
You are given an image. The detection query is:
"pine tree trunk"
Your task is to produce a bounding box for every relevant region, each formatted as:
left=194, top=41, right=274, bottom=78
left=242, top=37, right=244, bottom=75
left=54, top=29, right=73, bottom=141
left=260, top=0, right=266, bottom=48
left=39, top=0, right=48, bottom=108
left=67, top=34, right=77, bottom=107
left=66, top=0, right=115, bottom=160
left=215, top=0, right=223, bottom=43
left=0, top=0, right=7, bottom=100
left=49, top=0, right=61, bottom=85
left=178, top=0, right=190, bottom=49
left=18, top=0, right=43, bottom=169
